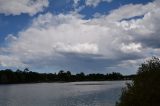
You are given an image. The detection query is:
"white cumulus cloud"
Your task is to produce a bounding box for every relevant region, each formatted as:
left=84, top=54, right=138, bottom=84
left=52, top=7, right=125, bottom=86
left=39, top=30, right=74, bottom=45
left=0, top=0, right=160, bottom=74
left=85, top=0, right=113, bottom=7
left=0, top=0, right=49, bottom=16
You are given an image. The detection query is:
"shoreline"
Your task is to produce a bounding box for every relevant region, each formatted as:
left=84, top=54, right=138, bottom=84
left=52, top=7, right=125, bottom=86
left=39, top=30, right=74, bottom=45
left=0, top=80, right=130, bottom=85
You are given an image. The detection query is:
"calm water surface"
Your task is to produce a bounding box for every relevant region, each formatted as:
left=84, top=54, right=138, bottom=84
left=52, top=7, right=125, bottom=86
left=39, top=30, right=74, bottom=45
left=0, top=81, right=128, bottom=106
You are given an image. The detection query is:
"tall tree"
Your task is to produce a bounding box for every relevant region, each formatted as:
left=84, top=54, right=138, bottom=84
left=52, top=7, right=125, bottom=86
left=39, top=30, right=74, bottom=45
left=117, top=57, right=160, bottom=106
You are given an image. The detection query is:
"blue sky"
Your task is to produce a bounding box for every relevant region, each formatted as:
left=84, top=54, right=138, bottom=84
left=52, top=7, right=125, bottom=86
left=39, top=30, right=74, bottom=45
left=0, top=0, right=159, bottom=74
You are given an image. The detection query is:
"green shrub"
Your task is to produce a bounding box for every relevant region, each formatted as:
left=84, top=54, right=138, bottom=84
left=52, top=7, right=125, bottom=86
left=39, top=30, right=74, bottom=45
left=117, top=57, right=160, bottom=106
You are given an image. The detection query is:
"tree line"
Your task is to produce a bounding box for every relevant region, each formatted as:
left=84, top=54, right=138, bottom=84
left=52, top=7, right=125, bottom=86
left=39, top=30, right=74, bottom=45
left=0, top=68, right=133, bottom=84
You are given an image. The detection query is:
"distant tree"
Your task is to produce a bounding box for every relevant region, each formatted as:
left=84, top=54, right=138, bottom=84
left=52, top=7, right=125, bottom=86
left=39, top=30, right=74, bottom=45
left=116, top=57, right=160, bottom=106
left=66, top=71, right=71, bottom=76
left=58, top=70, right=69, bottom=81
left=76, top=72, right=85, bottom=81
left=16, top=69, right=22, bottom=73
left=24, top=68, right=29, bottom=72
left=58, top=70, right=64, bottom=75
left=0, top=68, right=126, bottom=84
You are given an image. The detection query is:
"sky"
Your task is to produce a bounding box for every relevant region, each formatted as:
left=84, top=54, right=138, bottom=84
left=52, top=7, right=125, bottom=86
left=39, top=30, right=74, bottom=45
left=0, top=0, right=159, bottom=74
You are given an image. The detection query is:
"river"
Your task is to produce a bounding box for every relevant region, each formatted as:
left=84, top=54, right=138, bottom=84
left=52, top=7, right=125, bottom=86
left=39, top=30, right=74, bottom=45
left=0, top=81, right=128, bottom=106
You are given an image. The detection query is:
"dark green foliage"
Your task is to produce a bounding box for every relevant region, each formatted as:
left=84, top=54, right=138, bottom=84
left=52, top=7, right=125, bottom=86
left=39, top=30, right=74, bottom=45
left=117, top=57, right=160, bottom=106
left=0, top=68, right=127, bottom=84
